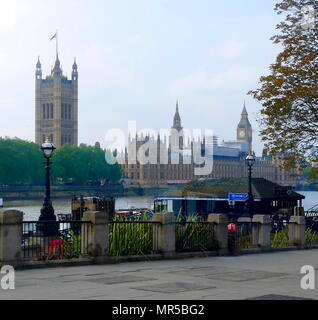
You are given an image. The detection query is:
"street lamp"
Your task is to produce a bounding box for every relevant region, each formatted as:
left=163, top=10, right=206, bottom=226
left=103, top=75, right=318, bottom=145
left=245, top=152, right=256, bottom=218
left=38, top=138, right=56, bottom=222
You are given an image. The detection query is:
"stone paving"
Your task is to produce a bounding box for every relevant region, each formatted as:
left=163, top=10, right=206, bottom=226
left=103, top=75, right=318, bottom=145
left=1, top=249, right=318, bottom=300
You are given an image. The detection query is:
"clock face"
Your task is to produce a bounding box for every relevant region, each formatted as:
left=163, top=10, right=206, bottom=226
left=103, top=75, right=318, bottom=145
left=239, top=130, right=245, bottom=138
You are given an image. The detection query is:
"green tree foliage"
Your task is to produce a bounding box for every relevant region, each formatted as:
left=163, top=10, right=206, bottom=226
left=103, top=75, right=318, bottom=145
left=0, top=138, right=122, bottom=185
left=51, top=144, right=122, bottom=184
left=249, top=0, right=318, bottom=179
left=0, top=138, right=44, bottom=185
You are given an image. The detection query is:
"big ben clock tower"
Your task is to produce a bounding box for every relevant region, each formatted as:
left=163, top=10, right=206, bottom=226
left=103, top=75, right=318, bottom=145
left=237, top=103, right=252, bottom=152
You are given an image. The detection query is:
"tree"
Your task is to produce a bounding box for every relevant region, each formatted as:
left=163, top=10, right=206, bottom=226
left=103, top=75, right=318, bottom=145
left=0, top=138, right=122, bottom=185
left=52, top=144, right=122, bottom=184
left=249, top=0, right=318, bottom=178
left=0, top=138, right=43, bottom=185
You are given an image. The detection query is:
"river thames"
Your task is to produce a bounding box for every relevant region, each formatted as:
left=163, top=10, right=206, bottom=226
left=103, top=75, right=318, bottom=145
left=3, top=191, right=318, bottom=221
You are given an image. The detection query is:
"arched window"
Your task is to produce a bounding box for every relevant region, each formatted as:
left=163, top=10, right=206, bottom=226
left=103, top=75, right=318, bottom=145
left=50, top=103, right=54, bottom=119
left=42, top=104, right=46, bottom=119
left=46, top=104, right=50, bottom=119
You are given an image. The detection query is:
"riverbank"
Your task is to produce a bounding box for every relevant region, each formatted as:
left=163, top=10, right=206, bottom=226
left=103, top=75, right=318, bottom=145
left=0, top=184, right=175, bottom=201
left=3, top=191, right=317, bottom=221
left=0, top=183, right=316, bottom=202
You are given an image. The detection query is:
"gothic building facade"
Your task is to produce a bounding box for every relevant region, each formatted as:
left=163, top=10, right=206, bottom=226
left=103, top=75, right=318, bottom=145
left=121, top=102, right=297, bottom=186
left=35, top=54, right=78, bottom=147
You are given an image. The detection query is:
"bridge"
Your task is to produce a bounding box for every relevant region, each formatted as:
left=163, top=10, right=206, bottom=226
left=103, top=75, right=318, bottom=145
left=305, top=204, right=318, bottom=218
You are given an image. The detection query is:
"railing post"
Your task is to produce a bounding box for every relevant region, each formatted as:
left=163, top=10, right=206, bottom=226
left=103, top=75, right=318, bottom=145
left=152, top=212, right=175, bottom=258
left=207, top=214, right=228, bottom=255
left=0, top=210, right=23, bottom=267
left=252, top=215, right=271, bottom=250
left=82, top=211, right=109, bottom=263
left=251, top=221, right=260, bottom=247
left=289, top=216, right=305, bottom=248
left=237, top=217, right=259, bottom=247
left=293, top=207, right=304, bottom=216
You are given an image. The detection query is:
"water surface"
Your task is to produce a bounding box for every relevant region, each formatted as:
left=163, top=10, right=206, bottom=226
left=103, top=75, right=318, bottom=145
left=3, top=191, right=318, bottom=221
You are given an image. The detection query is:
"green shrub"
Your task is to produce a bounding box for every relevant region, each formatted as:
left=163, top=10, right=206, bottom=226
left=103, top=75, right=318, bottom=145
left=271, top=229, right=289, bottom=248
left=61, top=231, right=82, bottom=259
left=237, top=234, right=252, bottom=249
left=175, top=213, right=218, bottom=252
left=109, top=213, right=154, bottom=256
left=305, top=229, right=318, bottom=247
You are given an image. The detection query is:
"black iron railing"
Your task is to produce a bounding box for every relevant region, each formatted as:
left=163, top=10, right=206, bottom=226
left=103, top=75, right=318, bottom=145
left=305, top=217, right=318, bottom=247
left=108, top=221, right=161, bottom=256
left=22, top=220, right=92, bottom=260
left=175, top=222, right=217, bottom=252
left=270, top=219, right=290, bottom=248
left=57, top=214, right=72, bottom=221
left=234, top=221, right=253, bottom=249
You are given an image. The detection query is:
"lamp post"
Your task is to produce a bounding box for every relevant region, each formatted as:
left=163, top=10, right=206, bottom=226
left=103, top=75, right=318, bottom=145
left=38, top=139, right=56, bottom=222
left=245, top=153, right=256, bottom=218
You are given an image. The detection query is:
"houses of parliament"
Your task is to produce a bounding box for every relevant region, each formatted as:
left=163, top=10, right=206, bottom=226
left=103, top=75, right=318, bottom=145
left=34, top=54, right=296, bottom=186
left=121, top=102, right=297, bottom=186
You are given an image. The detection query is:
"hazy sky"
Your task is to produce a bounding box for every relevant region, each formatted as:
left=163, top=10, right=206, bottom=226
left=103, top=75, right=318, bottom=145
left=0, top=0, right=281, bottom=155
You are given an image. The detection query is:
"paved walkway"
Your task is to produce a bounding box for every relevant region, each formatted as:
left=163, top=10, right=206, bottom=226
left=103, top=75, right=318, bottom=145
left=1, top=250, right=318, bottom=300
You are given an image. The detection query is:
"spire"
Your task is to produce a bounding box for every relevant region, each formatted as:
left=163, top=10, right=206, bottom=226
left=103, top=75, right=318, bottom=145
left=52, top=53, right=62, bottom=76
left=72, top=57, right=78, bottom=81
left=36, top=56, right=41, bottom=69
left=238, top=102, right=251, bottom=127
left=242, top=101, right=248, bottom=116
left=172, top=100, right=182, bottom=131
left=73, top=57, right=77, bottom=70
left=35, top=56, right=42, bottom=79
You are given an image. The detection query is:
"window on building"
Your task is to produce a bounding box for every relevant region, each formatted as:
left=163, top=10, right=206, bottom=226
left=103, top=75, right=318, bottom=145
left=50, top=103, right=54, bottom=119
left=68, top=104, right=72, bottom=120
left=42, top=104, right=46, bottom=119
left=46, top=104, right=50, bottom=119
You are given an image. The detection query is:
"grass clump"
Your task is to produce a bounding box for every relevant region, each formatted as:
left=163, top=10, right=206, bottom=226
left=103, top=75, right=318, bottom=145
left=175, top=213, right=218, bottom=252
left=305, top=229, right=318, bottom=247
left=109, top=213, right=154, bottom=257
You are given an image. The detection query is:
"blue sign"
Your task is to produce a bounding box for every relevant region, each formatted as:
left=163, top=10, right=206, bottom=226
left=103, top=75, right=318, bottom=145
left=229, top=193, right=248, bottom=201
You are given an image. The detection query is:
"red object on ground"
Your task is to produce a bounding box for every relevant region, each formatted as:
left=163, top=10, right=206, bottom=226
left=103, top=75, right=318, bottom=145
left=228, top=223, right=236, bottom=233
left=115, top=211, right=131, bottom=215
left=49, top=240, right=64, bottom=248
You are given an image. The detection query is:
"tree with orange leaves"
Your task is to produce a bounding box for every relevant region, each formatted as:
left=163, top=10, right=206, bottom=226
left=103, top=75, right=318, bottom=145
left=249, top=0, right=318, bottom=179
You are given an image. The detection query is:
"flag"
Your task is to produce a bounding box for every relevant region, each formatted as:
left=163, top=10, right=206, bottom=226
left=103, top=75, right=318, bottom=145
left=50, top=33, right=57, bottom=41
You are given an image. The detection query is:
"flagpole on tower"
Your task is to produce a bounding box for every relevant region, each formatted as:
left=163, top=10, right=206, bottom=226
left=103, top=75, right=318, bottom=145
left=50, top=30, right=58, bottom=57
left=56, top=29, right=58, bottom=57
